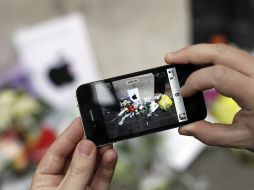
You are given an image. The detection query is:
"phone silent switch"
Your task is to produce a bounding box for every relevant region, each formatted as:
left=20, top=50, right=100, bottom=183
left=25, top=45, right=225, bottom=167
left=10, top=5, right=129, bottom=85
left=89, top=110, right=95, bottom=122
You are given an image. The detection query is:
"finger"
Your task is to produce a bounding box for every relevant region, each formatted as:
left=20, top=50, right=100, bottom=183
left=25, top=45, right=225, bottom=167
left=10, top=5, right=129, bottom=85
left=96, top=145, right=114, bottom=169
left=87, top=144, right=114, bottom=184
left=180, top=65, right=254, bottom=109
left=91, top=149, right=118, bottom=190
left=165, top=44, right=254, bottom=76
left=36, top=118, right=84, bottom=175
left=31, top=174, right=63, bottom=188
left=60, top=140, right=97, bottom=190
left=178, top=120, right=253, bottom=149
left=98, top=144, right=113, bottom=154
left=64, top=134, right=112, bottom=176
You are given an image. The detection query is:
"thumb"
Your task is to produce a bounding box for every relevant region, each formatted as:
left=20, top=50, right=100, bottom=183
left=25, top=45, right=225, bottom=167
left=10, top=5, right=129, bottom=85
left=178, top=120, right=249, bottom=149
left=60, top=140, right=97, bottom=190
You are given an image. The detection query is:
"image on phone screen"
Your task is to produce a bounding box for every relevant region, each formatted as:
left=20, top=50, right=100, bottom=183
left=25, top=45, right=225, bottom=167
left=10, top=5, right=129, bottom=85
left=94, top=67, right=188, bottom=139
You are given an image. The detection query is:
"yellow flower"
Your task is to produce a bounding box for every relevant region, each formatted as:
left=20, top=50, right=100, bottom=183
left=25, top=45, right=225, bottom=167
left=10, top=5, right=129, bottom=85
left=159, top=95, right=173, bottom=111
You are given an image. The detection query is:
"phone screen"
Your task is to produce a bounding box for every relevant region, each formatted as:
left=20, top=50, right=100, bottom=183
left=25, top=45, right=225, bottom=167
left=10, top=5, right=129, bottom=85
left=77, top=65, right=206, bottom=146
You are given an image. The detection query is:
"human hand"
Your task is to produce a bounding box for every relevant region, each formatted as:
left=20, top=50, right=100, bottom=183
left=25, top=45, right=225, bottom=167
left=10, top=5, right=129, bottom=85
left=165, top=44, right=254, bottom=151
left=31, top=118, right=118, bottom=190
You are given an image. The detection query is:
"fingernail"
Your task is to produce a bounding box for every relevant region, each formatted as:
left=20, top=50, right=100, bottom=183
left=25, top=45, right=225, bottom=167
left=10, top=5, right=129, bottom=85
left=180, top=86, right=184, bottom=93
left=179, top=123, right=195, bottom=136
left=166, top=52, right=173, bottom=56
left=165, top=52, right=174, bottom=59
left=180, top=86, right=185, bottom=96
left=79, top=140, right=94, bottom=156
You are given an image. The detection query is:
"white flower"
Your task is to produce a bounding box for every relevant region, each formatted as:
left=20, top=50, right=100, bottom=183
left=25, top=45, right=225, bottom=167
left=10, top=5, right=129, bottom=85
left=0, top=90, right=16, bottom=107
left=0, top=90, right=17, bottom=129
left=0, top=90, right=42, bottom=130
left=12, top=94, right=41, bottom=119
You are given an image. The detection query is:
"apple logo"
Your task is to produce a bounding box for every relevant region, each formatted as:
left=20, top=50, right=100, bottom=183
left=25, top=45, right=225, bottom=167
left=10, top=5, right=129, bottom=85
left=132, top=93, right=137, bottom=100
left=48, top=58, right=75, bottom=86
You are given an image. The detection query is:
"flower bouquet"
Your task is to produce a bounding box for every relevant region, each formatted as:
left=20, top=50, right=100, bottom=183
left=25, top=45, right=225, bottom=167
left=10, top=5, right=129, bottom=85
left=0, top=88, right=55, bottom=177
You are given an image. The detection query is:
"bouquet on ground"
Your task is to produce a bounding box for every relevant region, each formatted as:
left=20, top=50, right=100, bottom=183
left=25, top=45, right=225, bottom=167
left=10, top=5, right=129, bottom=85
left=0, top=89, right=55, bottom=176
left=117, top=94, right=173, bottom=126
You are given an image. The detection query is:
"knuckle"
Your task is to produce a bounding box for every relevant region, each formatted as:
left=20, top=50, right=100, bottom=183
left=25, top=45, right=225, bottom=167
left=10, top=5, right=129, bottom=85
left=194, top=125, right=217, bottom=146
left=70, top=163, right=87, bottom=177
left=201, top=135, right=216, bottom=146
left=96, top=171, right=112, bottom=183
left=212, top=65, right=227, bottom=83
left=213, top=43, right=230, bottom=54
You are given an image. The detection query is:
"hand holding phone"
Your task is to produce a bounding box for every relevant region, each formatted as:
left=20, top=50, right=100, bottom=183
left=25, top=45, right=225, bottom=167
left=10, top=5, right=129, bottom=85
left=166, top=44, right=254, bottom=151
left=31, top=118, right=118, bottom=190
left=76, top=64, right=207, bottom=146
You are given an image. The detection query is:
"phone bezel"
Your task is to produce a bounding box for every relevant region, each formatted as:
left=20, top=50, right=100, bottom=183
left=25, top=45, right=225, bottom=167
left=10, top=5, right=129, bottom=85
left=76, top=64, right=207, bottom=146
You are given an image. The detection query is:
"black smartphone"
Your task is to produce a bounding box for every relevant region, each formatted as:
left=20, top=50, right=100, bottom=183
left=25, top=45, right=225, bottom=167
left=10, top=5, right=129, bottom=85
left=76, top=64, right=207, bottom=146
